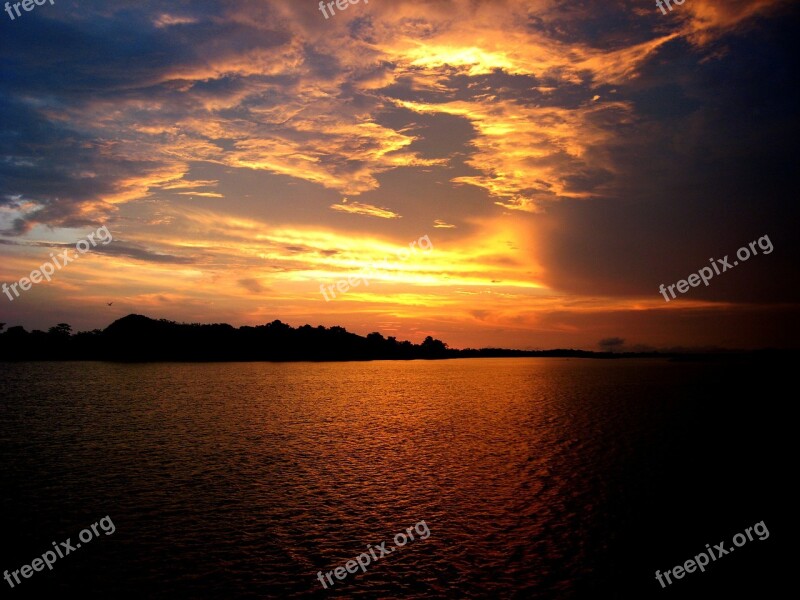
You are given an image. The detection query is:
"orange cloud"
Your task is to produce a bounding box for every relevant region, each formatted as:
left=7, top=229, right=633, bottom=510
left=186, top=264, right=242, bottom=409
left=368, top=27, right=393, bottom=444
left=679, top=0, right=789, bottom=45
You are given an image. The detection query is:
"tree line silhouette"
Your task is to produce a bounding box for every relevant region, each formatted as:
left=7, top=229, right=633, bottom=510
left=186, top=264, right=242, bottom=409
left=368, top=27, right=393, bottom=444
left=0, top=314, right=453, bottom=361
left=0, top=314, right=664, bottom=362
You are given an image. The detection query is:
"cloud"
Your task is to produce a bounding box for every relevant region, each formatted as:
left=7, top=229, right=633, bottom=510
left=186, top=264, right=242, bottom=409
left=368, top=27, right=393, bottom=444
left=154, top=14, right=200, bottom=29
left=678, top=0, right=790, bottom=46
left=434, top=219, right=456, bottom=228
left=91, top=242, right=197, bottom=265
left=238, top=278, right=268, bottom=294
left=330, top=201, right=402, bottom=219
left=160, top=179, right=219, bottom=190
left=396, top=98, right=630, bottom=210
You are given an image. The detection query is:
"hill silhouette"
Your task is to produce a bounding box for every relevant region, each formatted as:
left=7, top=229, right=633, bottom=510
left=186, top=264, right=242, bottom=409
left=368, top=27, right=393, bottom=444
left=0, top=314, right=455, bottom=361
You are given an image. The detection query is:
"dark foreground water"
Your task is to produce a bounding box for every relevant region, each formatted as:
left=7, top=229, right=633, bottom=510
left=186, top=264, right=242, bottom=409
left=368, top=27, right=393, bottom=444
left=0, top=358, right=790, bottom=598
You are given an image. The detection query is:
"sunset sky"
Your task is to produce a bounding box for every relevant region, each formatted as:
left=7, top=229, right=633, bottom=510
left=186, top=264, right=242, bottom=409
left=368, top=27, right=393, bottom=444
left=1, top=0, right=798, bottom=350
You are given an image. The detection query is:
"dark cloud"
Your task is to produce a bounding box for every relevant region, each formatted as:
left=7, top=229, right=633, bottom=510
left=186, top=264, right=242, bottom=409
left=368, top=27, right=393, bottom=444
left=90, top=242, right=196, bottom=264
left=238, top=278, right=269, bottom=294
left=0, top=235, right=193, bottom=263
left=534, top=11, right=800, bottom=304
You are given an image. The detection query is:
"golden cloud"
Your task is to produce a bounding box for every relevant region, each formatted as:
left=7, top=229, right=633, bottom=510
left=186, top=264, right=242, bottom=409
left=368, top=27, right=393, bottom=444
left=330, top=201, right=402, bottom=219
left=395, top=98, right=633, bottom=210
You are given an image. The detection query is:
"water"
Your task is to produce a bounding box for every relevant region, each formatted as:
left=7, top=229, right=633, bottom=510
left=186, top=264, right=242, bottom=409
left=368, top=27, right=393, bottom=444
left=0, top=358, right=789, bottom=598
